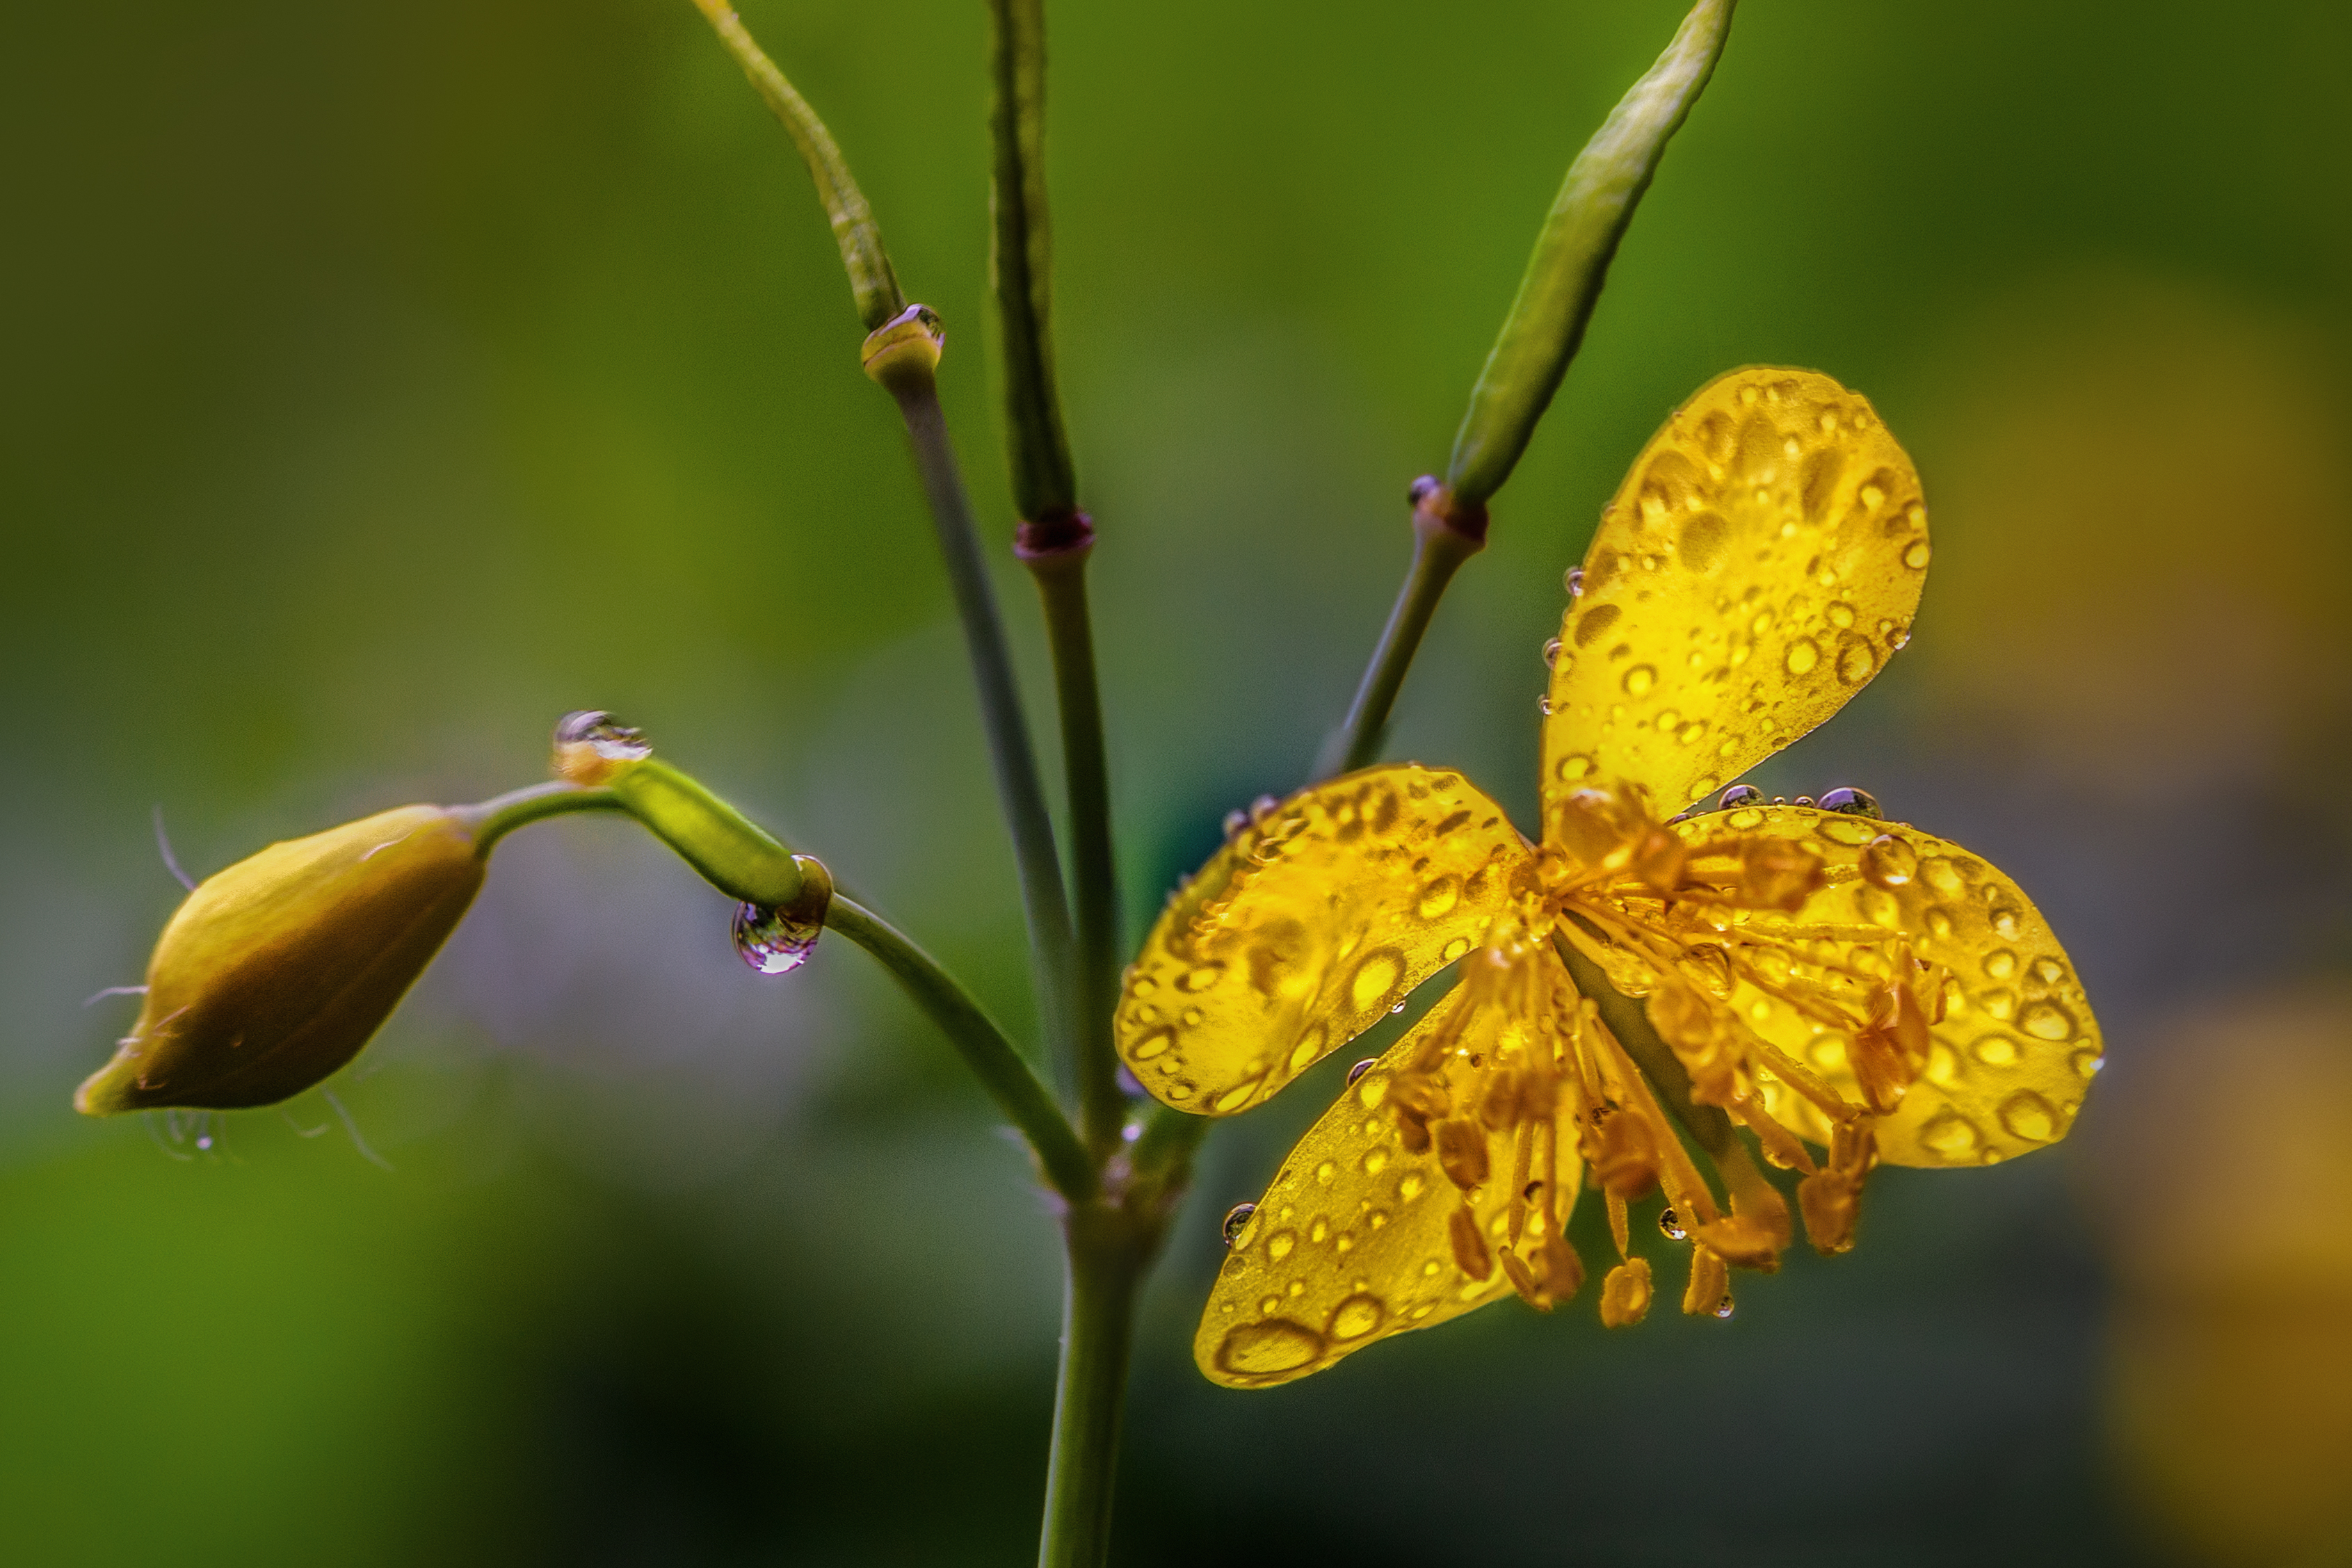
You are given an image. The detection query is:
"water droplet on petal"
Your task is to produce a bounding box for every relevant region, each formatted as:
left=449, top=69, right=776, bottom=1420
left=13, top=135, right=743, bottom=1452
left=2021, top=1001, right=2077, bottom=1041
left=1216, top=1319, right=1325, bottom=1377
left=1903, top=540, right=1932, bottom=569
left=1785, top=638, right=1821, bottom=677
left=1222, top=809, right=1248, bottom=841
left=1792, top=795, right=1817, bottom=808
left=1417, top=877, right=1460, bottom=919
left=1564, top=566, right=1586, bottom=598
left=734, top=902, right=821, bottom=974
left=1346, top=1058, right=1376, bottom=1086
left=1623, top=664, right=1657, bottom=697
left=1718, top=784, right=1763, bottom=810
left=1222, top=1202, right=1257, bottom=1245
left=1267, top=1229, right=1298, bottom=1261
left=1820, top=788, right=1882, bottom=820
left=1919, top=1109, right=1983, bottom=1163
left=1984, top=949, right=2018, bottom=980
left=1990, top=906, right=2023, bottom=941
left=1659, top=1206, right=1688, bottom=1241
left=1999, top=1090, right=2059, bottom=1142
left=1542, top=638, right=1563, bottom=669
left=1328, top=1293, right=1385, bottom=1341
left=1861, top=834, right=1919, bottom=889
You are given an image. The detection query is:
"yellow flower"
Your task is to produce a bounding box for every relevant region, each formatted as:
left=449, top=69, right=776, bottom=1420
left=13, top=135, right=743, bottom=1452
left=1115, top=368, right=2104, bottom=1387
left=76, top=807, right=485, bottom=1115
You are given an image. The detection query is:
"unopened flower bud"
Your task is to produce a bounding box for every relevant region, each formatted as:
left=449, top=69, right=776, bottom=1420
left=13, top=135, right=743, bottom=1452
left=76, top=807, right=485, bottom=1115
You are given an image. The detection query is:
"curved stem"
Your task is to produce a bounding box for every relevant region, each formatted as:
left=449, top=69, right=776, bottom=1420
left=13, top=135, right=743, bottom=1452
left=886, top=378, right=1081, bottom=1091
left=1037, top=1206, right=1144, bottom=1568
left=1312, top=521, right=1482, bottom=782
left=454, top=782, right=627, bottom=854
left=828, top=893, right=1095, bottom=1203
left=1029, top=548, right=1124, bottom=1153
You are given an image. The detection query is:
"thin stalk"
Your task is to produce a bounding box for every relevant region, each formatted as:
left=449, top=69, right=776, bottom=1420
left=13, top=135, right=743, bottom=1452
left=1036, top=1209, right=1145, bottom=1568
left=1028, top=547, right=1123, bottom=1151
left=828, top=893, right=1095, bottom=1203
left=1312, top=517, right=1483, bottom=781
left=885, top=377, right=1081, bottom=1083
left=455, top=782, right=627, bottom=852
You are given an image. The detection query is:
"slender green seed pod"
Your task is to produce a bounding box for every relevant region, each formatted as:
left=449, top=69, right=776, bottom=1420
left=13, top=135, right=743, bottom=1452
left=1445, top=0, right=1737, bottom=511
left=76, top=806, right=487, bottom=1115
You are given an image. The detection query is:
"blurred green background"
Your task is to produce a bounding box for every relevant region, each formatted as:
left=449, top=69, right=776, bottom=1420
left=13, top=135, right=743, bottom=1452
left=6, top=1, right=2351, bottom=1562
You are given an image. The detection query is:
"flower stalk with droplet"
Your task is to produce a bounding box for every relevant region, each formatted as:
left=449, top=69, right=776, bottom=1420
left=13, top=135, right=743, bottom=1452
left=1118, top=368, right=2104, bottom=1385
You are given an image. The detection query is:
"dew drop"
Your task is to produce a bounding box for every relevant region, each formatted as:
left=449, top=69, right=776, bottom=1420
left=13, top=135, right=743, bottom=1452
left=555, top=709, right=651, bottom=761
left=1222, top=809, right=1248, bottom=840
left=1919, top=1109, right=1983, bottom=1163
left=1793, top=795, right=1817, bottom=808
left=1417, top=877, right=1460, bottom=919
left=1659, top=1206, right=1688, bottom=1241
left=1222, top=1202, right=1256, bottom=1245
left=1989, top=906, right=2023, bottom=941
left=1129, top=1026, right=1176, bottom=1060
left=1328, top=1293, right=1386, bottom=1341
left=1984, top=950, right=2017, bottom=981
left=1860, top=834, right=1919, bottom=889
left=1997, top=1090, right=2059, bottom=1142
left=2031, top=957, right=2067, bottom=987
left=1214, top=1078, right=1264, bottom=1113
left=2021, top=1001, right=2077, bottom=1042
left=2072, top=1046, right=2104, bottom=1079
left=1564, top=565, right=1585, bottom=598
left=1179, top=962, right=1227, bottom=993
left=1623, top=664, right=1658, bottom=697
left=1555, top=753, right=1596, bottom=783
left=1903, top=540, right=1932, bottom=570
left=1267, top=1229, right=1298, bottom=1261
left=1971, top=1033, right=2020, bottom=1066
left=1718, top=784, right=1764, bottom=810
left=1835, top=642, right=1876, bottom=684
left=1215, top=1319, right=1324, bottom=1377
left=1542, top=638, right=1563, bottom=669
left=1713, top=1295, right=1735, bottom=1320
left=1349, top=950, right=1404, bottom=1013
left=1784, top=638, right=1821, bottom=676
left=734, top=902, right=821, bottom=974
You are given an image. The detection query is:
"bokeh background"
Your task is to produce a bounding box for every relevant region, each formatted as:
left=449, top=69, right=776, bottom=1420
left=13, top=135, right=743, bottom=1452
left=6, top=1, right=2351, bottom=1562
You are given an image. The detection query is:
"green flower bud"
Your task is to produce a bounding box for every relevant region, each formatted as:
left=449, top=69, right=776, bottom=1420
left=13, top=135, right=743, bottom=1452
left=75, top=806, right=485, bottom=1115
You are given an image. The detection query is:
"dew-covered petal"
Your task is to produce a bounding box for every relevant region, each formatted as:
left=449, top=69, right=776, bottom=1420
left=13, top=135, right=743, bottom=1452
left=1118, top=767, right=1531, bottom=1115
left=1664, top=803, right=2102, bottom=1167
left=1195, top=979, right=1584, bottom=1388
left=1540, top=369, right=1928, bottom=826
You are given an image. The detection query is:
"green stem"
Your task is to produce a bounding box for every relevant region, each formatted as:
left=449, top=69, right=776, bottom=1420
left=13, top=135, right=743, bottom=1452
left=686, top=0, right=906, bottom=331
left=454, top=782, right=628, bottom=853
left=1312, top=517, right=1483, bottom=781
left=1027, top=547, right=1124, bottom=1152
left=885, top=377, right=1081, bottom=1085
left=1036, top=1207, right=1145, bottom=1568
left=827, top=893, right=1095, bottom=1203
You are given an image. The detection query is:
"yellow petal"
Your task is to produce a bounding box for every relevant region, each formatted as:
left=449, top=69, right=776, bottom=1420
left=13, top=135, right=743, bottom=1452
left=1540, top=369, right=1929, bottom=825
left=1194, top=978, right=1584, bottom=1387
left=1666, top=802, right=2102, bottom=1167
left=1117, top=766, right=1530, bottom=1115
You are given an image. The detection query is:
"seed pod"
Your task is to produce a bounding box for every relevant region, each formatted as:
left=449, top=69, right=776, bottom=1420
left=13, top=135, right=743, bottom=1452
left=76, top=806, right=484, bottom=1114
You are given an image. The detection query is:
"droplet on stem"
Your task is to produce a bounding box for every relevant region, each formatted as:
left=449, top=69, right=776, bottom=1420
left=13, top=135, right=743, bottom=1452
left=733, top=902, right=821, bottom=975
left=1659, top=1206, right=1687, bottom=1241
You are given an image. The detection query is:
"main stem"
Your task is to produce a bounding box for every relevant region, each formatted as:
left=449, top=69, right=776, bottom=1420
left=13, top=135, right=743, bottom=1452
left=1037, top=1207, right=1145, bottom=1568
left=888, top=378, right=1081, bottom=1080
left=1026, top=544, right=1125, bottom=1153
left=1312, top=519, right=1483, bottom=781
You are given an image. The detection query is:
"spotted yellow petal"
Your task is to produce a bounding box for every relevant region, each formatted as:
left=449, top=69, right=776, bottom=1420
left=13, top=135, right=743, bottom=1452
left=1662, top=802, right=2102, bottom=1167
left=1197, top=976, right=1584, bottom=1387
left=1540, top=369, right=1929, bottom=829
left=1117, top=767, right=1531, bottom=1115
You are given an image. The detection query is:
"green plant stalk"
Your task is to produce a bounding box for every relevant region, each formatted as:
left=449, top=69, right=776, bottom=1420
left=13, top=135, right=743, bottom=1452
left=1027, top=549, right=1125, bottom=1151
left=1036, top=1204, right=1147, bottom=1568
left=1313, top=519, right=1483, bottom=780
left=686, top=0, right=907, bottom=331
left=985, top=0, right=1078, bottom=521
left=885, top=376, right=1082, bottom=1088
left=1447, top=0, right=1737, bottom=507
left=828, top=893, right=1095, bottom=1202
left=454, top=782, right=628, bottom=852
